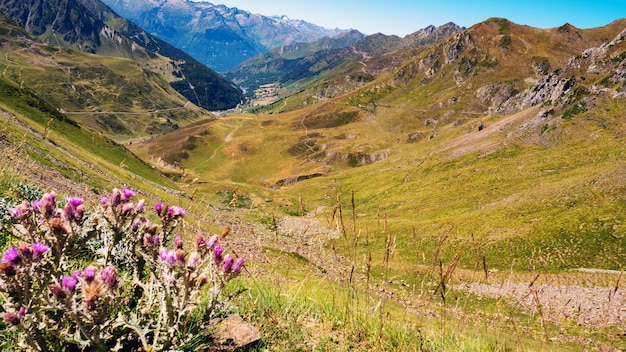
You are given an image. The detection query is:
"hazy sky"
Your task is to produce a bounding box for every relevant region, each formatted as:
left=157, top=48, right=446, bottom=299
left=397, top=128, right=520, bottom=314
left=196, top=0, right=625, bottom=36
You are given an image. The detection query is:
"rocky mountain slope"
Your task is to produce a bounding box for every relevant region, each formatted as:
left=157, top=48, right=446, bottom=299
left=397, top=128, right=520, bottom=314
left=0, top=0, right=243, bottom=111
left=100, top=0, right=351, bottom=72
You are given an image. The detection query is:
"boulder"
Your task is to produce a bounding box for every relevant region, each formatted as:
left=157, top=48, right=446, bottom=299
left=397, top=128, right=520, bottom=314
left=212, top=314, right=261, bottom=351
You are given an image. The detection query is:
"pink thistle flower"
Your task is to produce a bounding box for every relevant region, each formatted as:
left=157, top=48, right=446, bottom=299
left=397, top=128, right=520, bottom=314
left=31, top=199, right=43, bottom=213
left=132, top=219, right=141, bottom=231
left=101, top=266, right=118, bottom=288
left=144, top=234, right=160, bottom=247
left=159, top=249, right=178, bottom=266
left=153, top=203, right=164, bottom=216
left=32, top=243, right=50, bottom=258
left=2, top=247, right=20, bottom=264
left=222, top=254, right=234, bottom=272
left=61, top=275, right=77, bottom=293
left=166, top=205, right=185, bottom=219
left=122, top=188, right=135, bottom=200
left=232, top=258, right=245, bottom=274
left=68, top=197, right=84, bottom=208
left=100, top=197, right=109, bottom=206
left=72, top=270, right=82, bottom=279
left=64, top=197, right=84, bottom=221
left=17, top=306, right=26, bottom=318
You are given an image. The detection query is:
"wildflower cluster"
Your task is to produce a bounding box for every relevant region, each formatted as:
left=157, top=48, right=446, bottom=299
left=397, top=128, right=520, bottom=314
left=0, top=188, right=244, bottom=351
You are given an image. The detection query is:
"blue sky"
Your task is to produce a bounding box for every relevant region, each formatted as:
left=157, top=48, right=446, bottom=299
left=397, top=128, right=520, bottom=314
left=199, top=0, right=625, bottom=36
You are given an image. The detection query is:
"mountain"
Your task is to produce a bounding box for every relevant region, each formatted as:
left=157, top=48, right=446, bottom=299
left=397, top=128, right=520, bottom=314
left=0, top=0, right=243, bottom=111
left=225, top=22, right=463, bottom=106
left=100, top=0, right=351, bottom=72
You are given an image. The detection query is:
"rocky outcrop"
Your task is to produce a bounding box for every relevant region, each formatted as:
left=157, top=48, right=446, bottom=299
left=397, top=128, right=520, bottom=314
left=496, top=72, right=576, bottom=115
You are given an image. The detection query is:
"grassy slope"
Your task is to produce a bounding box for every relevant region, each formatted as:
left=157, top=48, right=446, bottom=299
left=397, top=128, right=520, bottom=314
left=4, top=17, right=626, bottom=351
left=0, top=17, right=210, bottom=142
left=0, top=74, right=180, bottom=198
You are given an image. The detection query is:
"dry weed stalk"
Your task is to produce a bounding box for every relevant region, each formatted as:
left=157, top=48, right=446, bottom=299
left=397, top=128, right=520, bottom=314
left=434, top=251, right=462, bottom=302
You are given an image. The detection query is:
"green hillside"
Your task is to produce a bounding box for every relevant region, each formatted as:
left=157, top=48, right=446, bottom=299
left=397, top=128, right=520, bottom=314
left=2, top=15, right=626, bottom=351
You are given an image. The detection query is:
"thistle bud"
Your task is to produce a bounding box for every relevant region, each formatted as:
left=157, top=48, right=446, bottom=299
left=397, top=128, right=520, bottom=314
left=83, top=281, right=104, bottom=311
left=175, top=249, right=186, bottom=266
left=136, top=199, right=145, bottom=213
left=212, top=244, right=223, bottom=263
left=101, top=266, right=118, bottom=288
left=0, top=262, right=16, bottom=276
left=174, top=236, right=183, bottom=250
left=222, top=254, right=234, bottom=272
left=207, top=235, right=218, bottom=250
left=3, top=312, right=20, bottom=326
left=83, top=266, right=97, bottom=283
left=48, top=217, right=68, bottom=236
left=187, top=251, right=201, bottom=269
left=49, top=284, right=66, bottom=299
left=17, top=243, right=32, bottom=260
left=232, top=257, right=245, bottom=274
left=11, top=201, right=31, bottom=221
left=195, top=273, right=208, bottom=287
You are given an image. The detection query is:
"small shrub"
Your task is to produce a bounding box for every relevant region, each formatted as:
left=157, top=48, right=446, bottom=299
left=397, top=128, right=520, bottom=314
left=0, top=188, right=244, bottom=351
left=498, top=35, right=512, bottom=49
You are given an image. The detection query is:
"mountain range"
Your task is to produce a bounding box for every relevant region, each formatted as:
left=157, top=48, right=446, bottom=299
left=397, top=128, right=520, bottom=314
left=100, top=0, right=350, bottom=72
left=225, top=22, right=464, bottom=101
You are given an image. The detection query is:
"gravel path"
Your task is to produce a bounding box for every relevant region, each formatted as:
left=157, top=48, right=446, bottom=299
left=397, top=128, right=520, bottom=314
left=460, top=281, right=626, bottom=327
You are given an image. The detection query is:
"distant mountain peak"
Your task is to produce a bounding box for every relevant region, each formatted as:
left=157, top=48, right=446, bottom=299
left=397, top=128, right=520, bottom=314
left=101, top=0, right=351, bottom=71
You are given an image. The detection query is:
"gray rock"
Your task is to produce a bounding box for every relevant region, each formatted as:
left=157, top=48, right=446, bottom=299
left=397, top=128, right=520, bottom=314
left=213, top=314, right=261, bottom=351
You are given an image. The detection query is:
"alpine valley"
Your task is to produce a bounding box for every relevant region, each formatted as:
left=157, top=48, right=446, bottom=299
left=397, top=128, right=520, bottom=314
left=1, top=0, right=626, bottom=350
